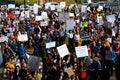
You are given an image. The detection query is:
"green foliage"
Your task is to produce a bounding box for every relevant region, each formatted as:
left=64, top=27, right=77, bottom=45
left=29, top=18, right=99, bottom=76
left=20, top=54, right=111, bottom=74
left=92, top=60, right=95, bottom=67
left=16, top=0, right=37, bottom=4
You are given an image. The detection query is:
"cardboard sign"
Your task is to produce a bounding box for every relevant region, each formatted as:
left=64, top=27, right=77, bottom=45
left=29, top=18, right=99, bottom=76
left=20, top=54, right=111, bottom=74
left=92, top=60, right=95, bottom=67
left=66, top=67, right=74, bottom=77
left=60, top=2, right=66, bottom=9
left=35, top=16, right=42, bottom=21
left=46, top=41, right=56, bottom=49
left=57, top=44, right=69, bottom=57
left=75, top=46, right=88, bottom=58
left=66, top=19, right=75, bottom=30
left=8, top=4, right=15, bottom=9
left=18, top=34, right=28, bottom=41
left=27, top=55, right=42, bottom=71
left=106, top=15, right=116, bottom=24
left=105, top=50, right=112, bottom=61
left=0, top=36, right=8, bottom=43
left=81, top=5, right=87, bottom=13
left=97, top=16, right=103, bottom=25
left=41, top=12, right=48, bottom=19
left=40, top=21, right=48, bottom=26
left=59, top=12, right=70, bottom=20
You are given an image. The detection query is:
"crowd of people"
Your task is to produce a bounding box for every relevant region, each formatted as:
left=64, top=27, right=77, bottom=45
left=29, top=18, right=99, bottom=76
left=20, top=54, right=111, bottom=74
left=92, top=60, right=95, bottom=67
left=0, top=2, right=120, bottom=80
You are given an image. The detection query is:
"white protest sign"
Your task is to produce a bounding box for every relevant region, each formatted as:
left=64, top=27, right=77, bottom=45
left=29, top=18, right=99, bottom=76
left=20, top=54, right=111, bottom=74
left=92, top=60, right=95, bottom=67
left=97, top=16, right=103, bottom=25
left=0, top=36, right=8, bottom=43
left=8, top=4, right=15, bottom=9
left=99, top=5, right=103, bottom=10
left=18, top=34, right=28, bottom=41
left=107, top=38, right=112, bottom=43
left=75, top=46, right=88, bottom=58
left=50, top=5, right=55, bottom=10
left=15, top=11, right=20, bottom=14
left=35, top=16, right=42, bottom=21
left=59, top=12, right=70, bottom=20
left=118, top=13, right=120, bottom=18
left=106, top=15, right=116, bottom=24
left=25, top=11, right=29, bottom=18
left=46, top=41, right=56, bottom=49
left=60, top=2, right=66, bottom=9
left=40, top=21, right=48, bottom=26
left=88, top=0, right=91, bottom=3
left=34, top=4, right=38, bottom=14
left=41, top=12, right=48, bottom=19
left=69, top=13, right=74, bottom=17
left=66, top=19, right=75, bottom=30
left=57, top=44, right=69, bottom=57
left=81, top=5, right=87, bottom=13
left=45, top=3, right=50, bottom=9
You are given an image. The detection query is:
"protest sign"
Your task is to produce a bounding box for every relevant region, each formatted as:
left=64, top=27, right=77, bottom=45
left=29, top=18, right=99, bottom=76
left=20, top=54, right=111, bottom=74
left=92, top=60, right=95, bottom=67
left=69, top=13, right=74, bottom=17
left=46, top=41, right=56, bottom=49
left=97, top=16, right=103, bottom=25
left=99, top=5, right=103, bottom=10
left=34, top=4, right=38, bottom=14
left=66, top=67, right=74, bottom=77
left=15, top=11, right=20, bottom=14
left=75, top=46, right=88, bottom=58
left=66, top=19, right=75, bottom=30
left=105, top=50, right=112, bottom=61
left=27, top=55, right=42, bottom=71
left=59, top=12, right=70, bottom=20
left=106, top=15, right=116, bottom=24
left=81, top=5, right=87, bottom=13
left=18, top=34, right=28, bottom=41
left=60, top=2, right=66, bottom=9
left=8, top=4, right=15, bottom=9
left=107, top=38, right=112, bottom=43
left=25, top=11, right=29, bottom=18
left=41, top=12, right=48, bottom=19
left=80, top=31, right=91, bottom=44
left=40, top=21, right=48, bottom=26
left=35, top=16, right=42, bottom=21
left=0, top=36, right=8, bottom=43
left=50, top=5, right=55, bottom=10
left=57, top=44, right=69, bottom=57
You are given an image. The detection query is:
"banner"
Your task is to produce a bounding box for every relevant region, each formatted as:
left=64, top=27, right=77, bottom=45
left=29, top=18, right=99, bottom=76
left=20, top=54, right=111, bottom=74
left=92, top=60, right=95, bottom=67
left=35, top=16, right=42, bottom=21
left=66, top=19, right=75, bottom=30
left=75, top=46, right=88, bottom=58
left=27, top=55, right=42, bottom=71
left=46, top=41, right=56, bottom=49
left=0, top=36, right=8, bottom=43
left=57, top=44, right=69, bottom=57
left=18, top=34, right=28, bottom=41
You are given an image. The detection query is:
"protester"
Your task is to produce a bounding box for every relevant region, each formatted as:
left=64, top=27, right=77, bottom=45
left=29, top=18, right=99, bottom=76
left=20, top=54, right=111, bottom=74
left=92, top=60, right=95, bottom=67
left=0, top=2, right=119, bottom=80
